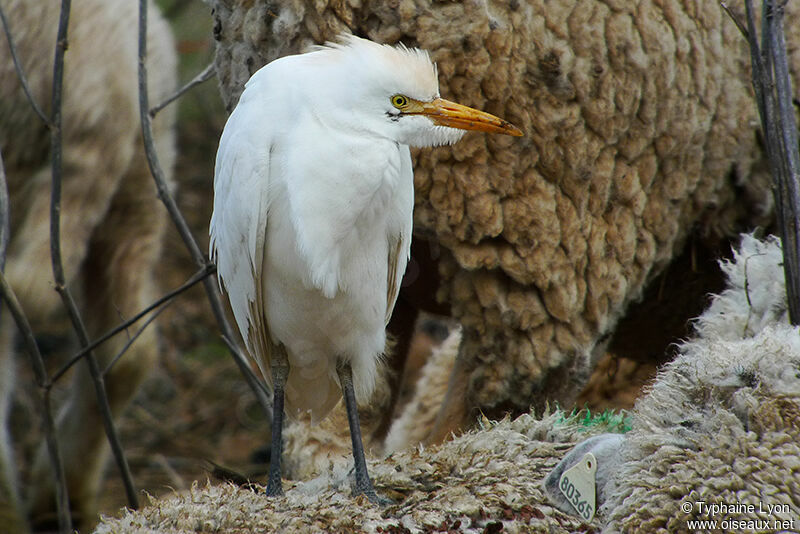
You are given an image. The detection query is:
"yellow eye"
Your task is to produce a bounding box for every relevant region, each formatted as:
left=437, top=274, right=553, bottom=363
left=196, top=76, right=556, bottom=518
left=391, top=94, right=409, bottom=109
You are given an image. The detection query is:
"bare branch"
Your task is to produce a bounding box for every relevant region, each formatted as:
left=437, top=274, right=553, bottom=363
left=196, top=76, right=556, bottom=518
left=719, top=2, right=749, bottom=39
left=150, top=62, right=216, bottom=117
left=0, top=4, right=51, bottom=126
left=0, top=151, right=8, bottom=273
left=221, top=334, right=272, bottom=407
left=0, top=261, right=46, bottom=392
left=0, top=270, right=71, bottom=533
left=137, top=0, right=273, bottom=422
left=767, top=1, right=800, bottom=322
left=48, top=0, right=139, bottom=513
left=103, top=300, right=171, bottom=376
left=51, top=263, right=214, bottom=383
left=729, top=0, right=800, bottom=323
left=0, top=18, right=69, bottom=534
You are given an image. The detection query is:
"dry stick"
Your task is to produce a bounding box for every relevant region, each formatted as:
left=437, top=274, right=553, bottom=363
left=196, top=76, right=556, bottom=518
left=3, top=158, right=73, bottom=534
left=48, top=0, right=140, bottom=512
left=720, top=2, right=749, bottom=39
left=0, top=152, right=8, bottom=272
left=0, top=273, right=72, bottom=534
left=0, top=5, right=50, bottom=125
left=1, top=153, right=71, bottom=533
left=0, top=14, right=72, bottom=534
left=2, top=0, right=220, bottom=522
left=736, top=0, right=800, bottom=324
left=103, top=301, right=172, bottom=376
left=219, top=334, right=272, bottom=418
left=149, top=62, right=215, bottom=117
left=136, top=0, right=273, bottom=420
left=767, top=2, right=800, bottom=323
left=51, top=263, right=217, bottom=384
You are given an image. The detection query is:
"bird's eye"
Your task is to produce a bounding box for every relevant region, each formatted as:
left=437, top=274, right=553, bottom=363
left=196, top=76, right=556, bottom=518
left=391, top=94, right=409, bottom=109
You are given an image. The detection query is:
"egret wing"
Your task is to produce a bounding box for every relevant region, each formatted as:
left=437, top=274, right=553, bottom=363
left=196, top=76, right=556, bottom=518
left=209, top=111, right=274, bottom=381
left=386, top=235, right=405, bottom=325
left=385, top=149, right=414, bottom=325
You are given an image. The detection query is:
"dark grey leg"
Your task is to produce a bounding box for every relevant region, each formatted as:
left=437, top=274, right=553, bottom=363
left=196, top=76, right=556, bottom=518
left=265, top=346, right=289, bottom=496
left=336, top=359, right=391, bottom=504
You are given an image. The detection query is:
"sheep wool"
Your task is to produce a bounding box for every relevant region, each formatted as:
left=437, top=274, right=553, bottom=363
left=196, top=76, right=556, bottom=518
left=93, top=411, right=616, bottom=534
left=209, top=0, right=800, bottom=423
left=601, top=325, right=800, bottom=532
left=92, top=234, right=800, bottom=533
left=383, top=326, right=462, bottom=453
left=600, top=234, right=800, bottom=531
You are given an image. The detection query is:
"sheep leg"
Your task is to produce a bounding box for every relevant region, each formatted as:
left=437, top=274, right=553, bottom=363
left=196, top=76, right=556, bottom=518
left=424, top=340, right=472, bottom=446
left=335, top=359, right=390, bottom=505
left=265, top=346, right=289, bottom=496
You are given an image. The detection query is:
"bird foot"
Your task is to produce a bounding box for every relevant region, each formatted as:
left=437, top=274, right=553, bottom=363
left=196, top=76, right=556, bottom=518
left=264, top=480, right=284, bottom=497
left=354, top=487, right=394, bottom=506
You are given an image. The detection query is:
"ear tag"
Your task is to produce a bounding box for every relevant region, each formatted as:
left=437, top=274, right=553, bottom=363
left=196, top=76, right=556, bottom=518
left=558, top=452, right=597, bottom=522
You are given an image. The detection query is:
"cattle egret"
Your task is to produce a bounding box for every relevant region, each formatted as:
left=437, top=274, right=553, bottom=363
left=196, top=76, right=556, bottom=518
left=209, top=34, right=522, bottom=503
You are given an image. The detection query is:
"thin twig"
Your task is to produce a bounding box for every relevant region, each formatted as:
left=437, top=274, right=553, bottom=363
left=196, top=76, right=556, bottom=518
left=137, top=0, right=273, bottom=421
left=2, top=149, right=73, bottom=532
left=221, top=334, right=272, bottom=402
left=719, top=2, right=749, bottom=39
left=732, top=0, right=800, bottom=324
left=150, top=62, right=215, bottom=117
left=0, top=271, right=72, bottom=533
left=0, top=14, right=70, bottom=533
left=0, top=278, right=47, bottom=393
left=48, top=0, right=139, bottom=513
left=767, top=1, right=800, bottom=323
left=0, top=4, right=51, bottom=125
left=103, top=301, right=171, bottom=376
left=0, top=150, right=8, bottom=273
left=43, top=5, right=77, bottom=531
left=51, top=263, right=214, bottom=383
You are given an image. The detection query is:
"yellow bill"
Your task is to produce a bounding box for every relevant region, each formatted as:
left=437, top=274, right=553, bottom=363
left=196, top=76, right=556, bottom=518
left=412, top=97, right=523, bottom=136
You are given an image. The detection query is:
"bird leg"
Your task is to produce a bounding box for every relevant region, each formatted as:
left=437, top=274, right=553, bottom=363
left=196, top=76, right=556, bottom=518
left=336, top=359, right=391, bottom=505
left=265, top=346, right=289, bottom=497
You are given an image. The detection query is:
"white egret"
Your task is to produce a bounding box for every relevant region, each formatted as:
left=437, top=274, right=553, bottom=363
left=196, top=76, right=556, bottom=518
left=209, top=34, right=522, bottom=502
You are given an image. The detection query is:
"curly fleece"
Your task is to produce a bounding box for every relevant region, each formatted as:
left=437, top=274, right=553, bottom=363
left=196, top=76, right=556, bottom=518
left=209, top=0, right=799, bottom=416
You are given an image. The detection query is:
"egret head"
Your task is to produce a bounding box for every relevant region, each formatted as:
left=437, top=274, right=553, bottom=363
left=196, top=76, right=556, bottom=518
left=306, top=35, right=523, bottom=147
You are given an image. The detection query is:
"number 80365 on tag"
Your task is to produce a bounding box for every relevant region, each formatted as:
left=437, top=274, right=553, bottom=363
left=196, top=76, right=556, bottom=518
left=559, top=473, right=594, bottom=521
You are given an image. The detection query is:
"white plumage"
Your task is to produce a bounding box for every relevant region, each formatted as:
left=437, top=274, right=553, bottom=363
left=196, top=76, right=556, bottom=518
left=209, top=34, right=521, bottom=500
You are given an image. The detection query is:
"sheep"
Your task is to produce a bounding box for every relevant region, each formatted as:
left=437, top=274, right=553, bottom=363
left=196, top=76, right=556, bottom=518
left=545, top=234, right=800, bottom=530
left=600, top=328, right=800, bottom=530
left=0, top=0, right=177, bottom=529
left=92, top=409, right=616, bottom=534
left=600, top=234, right=800, bottom=530
left=208, top=0, right=799, bottom=444
left=90, top=235, right=800, bottom=533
